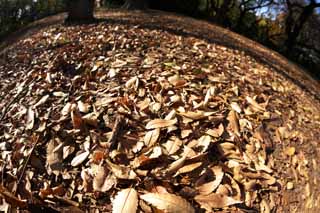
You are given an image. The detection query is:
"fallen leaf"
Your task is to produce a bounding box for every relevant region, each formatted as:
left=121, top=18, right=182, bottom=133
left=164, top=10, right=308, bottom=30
left=246, top=96, right=265, bottom=111
left=0, top=185, right=28, bottom=208
left=140, top=193, right=194, bottom=213
left=82, top=112, right=98, bottom=127
left=61, top=102, right=72, bottom=116
left=46, top=139, right=63, bottom=175
left=26, top=107, right=35, bottom=130
left=77, top=101, right=90, bottom=113
left=206, top=123, right=224, bottom=138
left=71, top=151, right=90, bottom=167
left=144, top=128, right=160, bottom=147
left=34, top=95, right=49, bottom=108
left=230, top=102, right=242, bottom=113
left=71, top=109, right=83, bottom=129
left=176, top=162, right=202, bottom=175
left=146, top=119, right=177, bottom=130
left=166, top=156, right=186, bottom=174
left=106, top=159, right=137, bottom=179
left=179, top=111, right=215, bottom=120
left=163, top=137, right=183, bottom=155
left=92, top=165, right=114, bottom=192
left=194, top=193, right=242, bottom=210
left=112, top=188, right=138, bottom=213
left=227, top=110, right=240, bottom=136
left=196, top=166, right=224, bottom=195
left=125, top=76, right=139, bottom=89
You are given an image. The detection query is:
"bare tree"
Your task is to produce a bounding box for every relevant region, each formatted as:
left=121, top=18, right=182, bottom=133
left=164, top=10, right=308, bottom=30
left=237, top=0, right=274, bottom=28
left=284, top=0, right=320, bottom=52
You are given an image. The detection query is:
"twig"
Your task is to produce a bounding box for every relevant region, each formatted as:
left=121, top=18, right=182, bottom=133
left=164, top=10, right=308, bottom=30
left=0, top=185, right=28, bottom=209
left=0, top=79, right=34, bottom=121
left=108, top=115, right=125, bottom=151
left=16, top=134, right=40, bottom=193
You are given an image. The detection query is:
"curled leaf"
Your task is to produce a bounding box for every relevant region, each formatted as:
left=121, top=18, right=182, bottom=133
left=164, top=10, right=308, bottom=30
left=246, top=96, right=265, bottom=112
left=196, top=166, right=224, bottom=195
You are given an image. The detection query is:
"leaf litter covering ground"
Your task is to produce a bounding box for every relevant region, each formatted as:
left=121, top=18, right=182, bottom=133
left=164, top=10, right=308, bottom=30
left=0, top=22, right=320, bottom=212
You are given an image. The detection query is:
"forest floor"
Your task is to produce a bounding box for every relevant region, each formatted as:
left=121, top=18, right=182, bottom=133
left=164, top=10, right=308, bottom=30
left=0, top=9, right=320, bottom=213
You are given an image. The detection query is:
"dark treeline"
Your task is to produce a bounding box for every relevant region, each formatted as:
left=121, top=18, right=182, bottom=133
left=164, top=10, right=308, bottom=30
left=0, top=0, right=65, bottom=39
left=1, top=0, right=319, bottom=77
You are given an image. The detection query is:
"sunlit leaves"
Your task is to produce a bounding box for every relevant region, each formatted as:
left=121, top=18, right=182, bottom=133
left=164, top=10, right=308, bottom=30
left=1, top=17, right=316, bottom=213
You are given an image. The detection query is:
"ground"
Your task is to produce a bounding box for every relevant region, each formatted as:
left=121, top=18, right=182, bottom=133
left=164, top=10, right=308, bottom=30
left=0, top=9, right=319, bottom=213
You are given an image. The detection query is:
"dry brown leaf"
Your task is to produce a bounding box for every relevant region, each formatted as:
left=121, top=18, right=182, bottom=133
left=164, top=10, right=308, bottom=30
left=227, top=110, right=240, bottom=136
left=230, top=102, right=242, bottom=113
left=0, top=185, right=28, bottom=208
left=166, top=156, right=186, bottom=174
left=112, top=188, right=138, bottom=213
left=148, top=146, right=163, bottom=159
left=163, top=137, right=183, bottom=155
left=82, top=112, right=98, bottom=127
left=206, top=123, right=224, bottom=138
left=168, top=75, right=187, bottom=87
left=71, top=151, right=90, bottom=167
left=53, top=91, right=67, bottom=97
left=34, top=94, right=49, bottom=108
left=179, top=111, right=215, bottom=120
left=183, top=145, right=197, bottom=158
left=71, top=109, right=83, bottom=129
left=144, top=128, right=160, bottom=147
left=226, top=173, right=242, bottom=200
left=181, top=129, right=192, bottom=139
left=63, top=145, right=75, bottom=160
left=176, top=162, right=202, bottom=175
left=197, top=135, right=212, bottom=152
left=246, top=96, right=265, bottom=112
left=146, top=119, right=177, bottom=130
left=286, top=181, right=294, bottom=190
left=26, top=107, right=35, bottom=130
left=46, top=139, right=63, bottom=175
left=39, top=183, right=65, bottom=198
left=61, top=102, right=72, bottom=116
left=196, top=166, right=224, bottom=195
left=242, top=171, right=276, bottom=185
left=140, top=193, right=195, bottom=213
left=194, top=193, right=242, bottom=210
left=92, top=165, right=114, bottom=192
left=106, top=159, right=137, bottom=179
left=204, top=86, right=215, bottom=106
left=77, top=101, right=90, bottom=113
left=137, top=98, right=151, bottom=111
left=125, top=76, right=139, bottom=89
left=260, top=199, right=271, bottom=213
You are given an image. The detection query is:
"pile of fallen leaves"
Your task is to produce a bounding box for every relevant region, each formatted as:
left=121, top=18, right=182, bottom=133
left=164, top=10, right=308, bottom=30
left=0, top=21, right=319, bottom=212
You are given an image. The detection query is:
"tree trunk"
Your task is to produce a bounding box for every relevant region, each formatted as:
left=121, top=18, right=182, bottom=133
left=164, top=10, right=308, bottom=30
left=66, top=0, right=95, bottom=22
left=284, top=0, right=320, bottom=53
left=122, top=0, right=148, bottom=10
